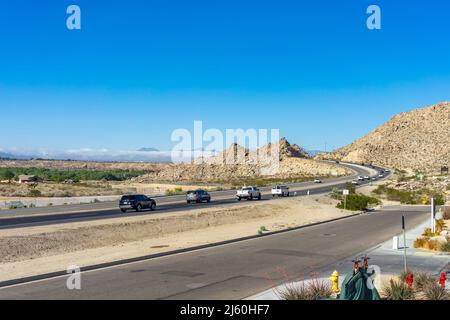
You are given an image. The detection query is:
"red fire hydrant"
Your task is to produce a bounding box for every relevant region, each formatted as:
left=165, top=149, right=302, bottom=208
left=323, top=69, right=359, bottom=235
left=406, top=273, right=414, bottom=287
left=439, top=272, right=446, bottom=288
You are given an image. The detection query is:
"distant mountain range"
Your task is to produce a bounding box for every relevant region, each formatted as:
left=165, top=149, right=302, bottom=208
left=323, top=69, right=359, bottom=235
left=0, top=147, right=171, bottom=162
left=137, top=147, right=160, bottom=152
left=0, top=144, right=325, bottom=163
left=304, top=149, right=325, bottom=156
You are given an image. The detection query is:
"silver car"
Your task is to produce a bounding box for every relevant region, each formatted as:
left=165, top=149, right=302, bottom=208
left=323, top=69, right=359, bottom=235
left=186, top=190, right=211, bottom=204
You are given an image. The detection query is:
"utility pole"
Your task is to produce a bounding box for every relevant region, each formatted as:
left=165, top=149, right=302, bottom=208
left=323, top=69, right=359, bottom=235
left=431, top=197, right=436, bottom=234
left=402, top=215, right=407, bottom=273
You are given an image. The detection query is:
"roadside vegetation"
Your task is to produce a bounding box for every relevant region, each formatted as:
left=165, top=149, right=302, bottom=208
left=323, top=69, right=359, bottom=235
left=224, top=175, right=333, bottom=188
left=331, top=182, right=381, bottom=211
left=278, top=279, right=333, bottom=300
left=383, top=271, right=449, bottom=300
left=165, top=187, right=184, bottom=196
left=0, top=167, right=146, bottom=182
left=0, top=181, right=128, bottom=198
left=372, top=184, right=445, bottom=205
left=414, top=218, right=450, bottom=252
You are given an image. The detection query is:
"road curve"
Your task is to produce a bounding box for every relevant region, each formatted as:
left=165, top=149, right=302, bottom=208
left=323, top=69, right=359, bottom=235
left=0, top=163, right=387, bottom=229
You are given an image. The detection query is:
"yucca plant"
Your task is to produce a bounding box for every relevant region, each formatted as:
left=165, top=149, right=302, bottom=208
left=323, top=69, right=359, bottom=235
left=423, top=282, right=450, bottom=300
left=383, top=279, right=415, bottom=300
left=412, top=272, right=436, bottom=292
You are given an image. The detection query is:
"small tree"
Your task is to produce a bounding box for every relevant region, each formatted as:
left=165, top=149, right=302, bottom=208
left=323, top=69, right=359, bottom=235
left=2, top=170, right=15, bottom=182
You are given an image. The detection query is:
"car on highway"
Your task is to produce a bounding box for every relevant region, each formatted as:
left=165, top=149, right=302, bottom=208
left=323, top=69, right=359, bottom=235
left=271, top=185, right=289, bottom=197
left=352, top=180, right=359, bottom=185
left=358, top=176, right=364, bottom=181
left=186, top=190, right=211, bottom=203
left=314, top=179, right=322, bottom=183
left=237, top=186, right=261, bottom=201
left=363, top=176, right=370, bottom=180
left=119, top=194, right=156, bottom=213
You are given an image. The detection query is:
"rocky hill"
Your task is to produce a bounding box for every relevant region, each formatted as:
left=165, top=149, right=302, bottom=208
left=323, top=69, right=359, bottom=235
left=330, top=102, right=450, bottom=173
left=133, top=138, right=349, bottom=183
left=202, top=137, right=309, bottom=165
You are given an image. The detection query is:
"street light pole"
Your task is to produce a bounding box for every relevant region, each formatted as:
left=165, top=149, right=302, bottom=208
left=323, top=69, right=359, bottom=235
left=402, top=215, right=407, bottom=273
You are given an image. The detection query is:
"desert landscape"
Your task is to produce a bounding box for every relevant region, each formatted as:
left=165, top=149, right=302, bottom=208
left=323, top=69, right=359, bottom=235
left=0, top=138, right=350, bottom=202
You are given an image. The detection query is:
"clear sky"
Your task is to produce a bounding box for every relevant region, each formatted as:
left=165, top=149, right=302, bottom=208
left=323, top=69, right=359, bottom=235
left=1, top=0, right=450, bottom=154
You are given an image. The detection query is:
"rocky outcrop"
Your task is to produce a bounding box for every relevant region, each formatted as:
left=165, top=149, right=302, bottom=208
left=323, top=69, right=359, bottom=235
left=133, top=139, right=349, bottom=183
left=330, top=102, right=450, bottom=173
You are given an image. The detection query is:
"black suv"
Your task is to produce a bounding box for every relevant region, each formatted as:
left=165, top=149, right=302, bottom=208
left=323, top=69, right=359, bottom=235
left=119, top=194, right=156, bottom=213
left=186, top=190, right=211, bottom=204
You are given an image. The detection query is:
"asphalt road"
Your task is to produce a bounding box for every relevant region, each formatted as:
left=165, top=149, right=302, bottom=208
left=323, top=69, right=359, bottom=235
left=0, top=205, right=428, bottom=299
left=0, top=163, right=385, bottom=229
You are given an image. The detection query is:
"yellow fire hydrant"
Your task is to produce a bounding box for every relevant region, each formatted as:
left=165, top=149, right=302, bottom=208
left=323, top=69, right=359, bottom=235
left=329, top=271, right=340, bottom=295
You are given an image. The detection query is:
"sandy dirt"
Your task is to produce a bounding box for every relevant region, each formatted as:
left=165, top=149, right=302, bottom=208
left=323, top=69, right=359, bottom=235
left=0, top=195, right=355, bottom=282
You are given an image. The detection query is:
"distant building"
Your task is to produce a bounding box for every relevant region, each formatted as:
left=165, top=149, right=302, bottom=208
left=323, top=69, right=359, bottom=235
left=18, top=175, right=42, bottom=184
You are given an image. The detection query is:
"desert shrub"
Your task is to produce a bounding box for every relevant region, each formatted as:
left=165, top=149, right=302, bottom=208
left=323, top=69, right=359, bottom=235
left=165, top=187, right=184, bottom=196
left=433, top=195, right=445, bottom=206
left=307, top=279, right=333, bottom=300
left=444, top=207, right=450, bottom=220
left=439, top=242, right=450, bottom=252
left=422, top=228, right=434, bottom=237
left=414, top=238, right=428, bottom=249
left=279, top=280, right=332, bottom=300
left=383, top=279, right=415, bottom=300
left=29, top=189, right=42, bottom=197
left=0, top=167, right=145, bottom=182
left=0, top=169, right=15, bottom=181
left=423, top=239, right=440, bottom=251
left=413, top=272, right=436, bottom=292
left=279, top=283, right=312, bottom=300
left=372, top=185, right=441, bottom=205
left=436, top=219, right=446, bottom=234
left=423, top=282, right=450, bottom=300
left=336, top=193, right=381, bottom=211
left=330, top=188, right=342, bottom=200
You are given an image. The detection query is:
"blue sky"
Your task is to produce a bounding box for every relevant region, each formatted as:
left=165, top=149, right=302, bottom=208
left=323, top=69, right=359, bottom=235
left=1, top=0, right=450, bottom=154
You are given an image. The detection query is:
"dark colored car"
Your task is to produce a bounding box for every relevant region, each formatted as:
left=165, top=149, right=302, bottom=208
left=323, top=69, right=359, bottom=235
left=119, top=194, right=156, bottom=213
left=186, top=190, right=211, bottom=204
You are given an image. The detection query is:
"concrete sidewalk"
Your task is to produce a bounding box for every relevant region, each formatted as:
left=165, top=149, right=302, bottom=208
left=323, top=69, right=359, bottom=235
left=247, top=217, right=450, bottom=300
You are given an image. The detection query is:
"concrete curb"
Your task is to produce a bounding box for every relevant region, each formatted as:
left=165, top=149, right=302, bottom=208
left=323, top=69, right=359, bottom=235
left=0, top=211, right=363, bottom=288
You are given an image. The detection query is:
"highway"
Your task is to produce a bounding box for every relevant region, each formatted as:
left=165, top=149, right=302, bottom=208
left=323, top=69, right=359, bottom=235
left=0, top=205, right=428, bottom=299
left=0, top=163, right=383, bottom=229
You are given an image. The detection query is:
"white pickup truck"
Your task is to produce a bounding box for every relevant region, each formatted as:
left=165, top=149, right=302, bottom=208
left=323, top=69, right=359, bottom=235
left=271, top=185, right=289, bottom=197
left=237, top=186, right=261, bottom=201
